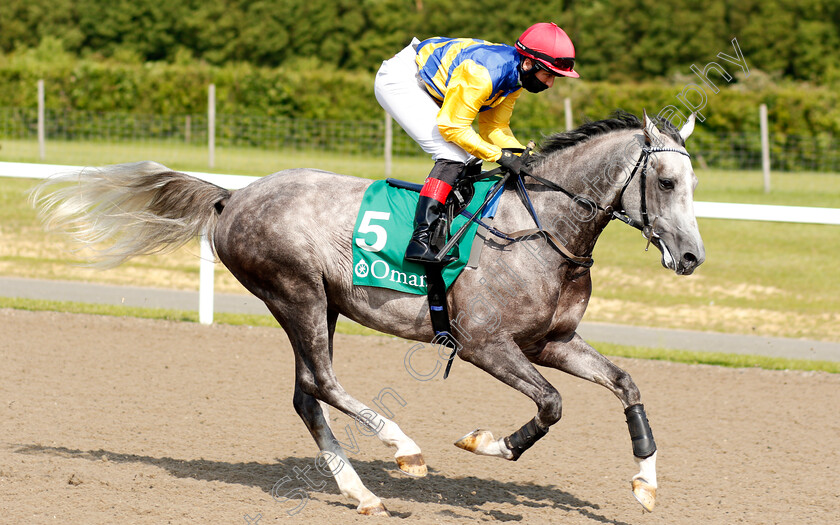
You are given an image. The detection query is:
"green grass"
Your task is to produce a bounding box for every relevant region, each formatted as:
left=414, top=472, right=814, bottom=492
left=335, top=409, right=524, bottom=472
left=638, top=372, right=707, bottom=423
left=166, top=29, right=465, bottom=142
left=593, top=218, right=840, bottom=315
left=0, top=296, right=388, bottom=336
left=3, top=296, right=836, bottom=373
left=588, top=217, right=840, bottom=341
left=0, top=138, right=432, bottom=182
left=694, top=169, right=840, bottom=208
left=593, top=341, right=840, bottom=374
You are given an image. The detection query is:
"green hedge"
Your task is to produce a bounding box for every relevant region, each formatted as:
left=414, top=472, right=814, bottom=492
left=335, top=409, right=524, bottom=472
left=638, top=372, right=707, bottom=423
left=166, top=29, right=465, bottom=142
left=2, top=53, right=838, bottom=138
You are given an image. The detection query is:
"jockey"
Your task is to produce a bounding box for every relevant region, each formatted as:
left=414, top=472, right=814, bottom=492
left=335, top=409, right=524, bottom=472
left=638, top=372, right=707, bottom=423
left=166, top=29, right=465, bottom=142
left=374, top=22, right=579, bottom=264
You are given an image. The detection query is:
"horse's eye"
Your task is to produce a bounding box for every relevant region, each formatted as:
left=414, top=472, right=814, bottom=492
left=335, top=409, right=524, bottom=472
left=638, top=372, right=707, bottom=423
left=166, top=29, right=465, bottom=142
left=658, top=178, right=675, bottom=190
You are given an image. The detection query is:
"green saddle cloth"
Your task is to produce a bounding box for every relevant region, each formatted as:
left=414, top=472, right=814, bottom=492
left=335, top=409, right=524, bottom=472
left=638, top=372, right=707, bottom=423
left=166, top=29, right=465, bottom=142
left=351, top=178, right=498, bottom=295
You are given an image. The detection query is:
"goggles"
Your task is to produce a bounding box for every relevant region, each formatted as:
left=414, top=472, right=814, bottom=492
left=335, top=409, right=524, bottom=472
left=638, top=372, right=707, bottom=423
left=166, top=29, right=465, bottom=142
left=516, top=41, right=576, bottom=73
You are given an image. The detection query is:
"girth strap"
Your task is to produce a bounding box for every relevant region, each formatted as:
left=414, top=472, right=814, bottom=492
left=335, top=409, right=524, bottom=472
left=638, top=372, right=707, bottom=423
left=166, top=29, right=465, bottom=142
left=423, top=264, right=459, bottom=379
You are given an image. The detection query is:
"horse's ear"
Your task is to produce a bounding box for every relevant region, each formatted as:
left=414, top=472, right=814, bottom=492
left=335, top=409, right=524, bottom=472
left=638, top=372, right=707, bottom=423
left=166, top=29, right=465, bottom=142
left=642, top=109, right=663, bottom=145
left=679, top=112, right=696, bottom=141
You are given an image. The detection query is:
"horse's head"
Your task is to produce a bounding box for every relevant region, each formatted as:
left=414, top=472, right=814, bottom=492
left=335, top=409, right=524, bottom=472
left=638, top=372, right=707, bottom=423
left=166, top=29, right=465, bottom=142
left=619, top=112, right=705, bottom=275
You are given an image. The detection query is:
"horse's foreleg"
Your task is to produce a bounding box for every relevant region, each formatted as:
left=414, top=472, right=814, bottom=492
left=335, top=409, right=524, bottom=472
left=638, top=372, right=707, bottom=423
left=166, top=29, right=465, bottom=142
left=454, top=337, right=561, bottom=461
left=526, top=333, right=658, bottom=512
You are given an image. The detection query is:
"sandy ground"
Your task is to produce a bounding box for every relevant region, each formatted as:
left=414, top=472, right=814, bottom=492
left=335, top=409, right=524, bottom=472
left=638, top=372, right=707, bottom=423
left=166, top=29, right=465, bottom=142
left=1, top=309, right=838, bottom=524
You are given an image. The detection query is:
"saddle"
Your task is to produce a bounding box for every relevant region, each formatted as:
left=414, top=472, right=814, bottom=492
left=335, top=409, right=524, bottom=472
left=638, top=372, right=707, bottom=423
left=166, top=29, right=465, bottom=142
left=385, top=159, right=483, bottom=255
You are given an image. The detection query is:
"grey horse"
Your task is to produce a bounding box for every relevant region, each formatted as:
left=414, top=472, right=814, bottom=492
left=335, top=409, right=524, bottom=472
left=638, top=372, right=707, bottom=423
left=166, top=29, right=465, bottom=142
left=32, top=111, right=703, bottom=516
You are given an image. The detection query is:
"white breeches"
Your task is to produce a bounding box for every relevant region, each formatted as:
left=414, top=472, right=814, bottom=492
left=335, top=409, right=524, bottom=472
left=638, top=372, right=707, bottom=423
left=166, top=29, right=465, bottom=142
left=374, top=38, right=472, bottom=163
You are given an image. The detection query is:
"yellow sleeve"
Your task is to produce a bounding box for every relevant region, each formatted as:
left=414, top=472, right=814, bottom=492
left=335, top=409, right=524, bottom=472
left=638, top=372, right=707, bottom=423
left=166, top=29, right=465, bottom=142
left=436, top=60, right=505, bottom=162
left=478, top=89, right=525, bottom=151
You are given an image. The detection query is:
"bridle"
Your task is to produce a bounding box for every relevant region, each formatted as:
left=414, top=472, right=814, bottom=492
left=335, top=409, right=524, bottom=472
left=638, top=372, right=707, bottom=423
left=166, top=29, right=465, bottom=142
left=609, top=141, right=692, bottom=244
left=479, top=137, right=691, bottom=267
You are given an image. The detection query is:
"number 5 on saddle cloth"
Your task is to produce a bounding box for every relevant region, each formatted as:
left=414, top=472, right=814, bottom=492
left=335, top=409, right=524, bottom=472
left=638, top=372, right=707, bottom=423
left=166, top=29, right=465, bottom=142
left=351, top=163, right=506, bottom=377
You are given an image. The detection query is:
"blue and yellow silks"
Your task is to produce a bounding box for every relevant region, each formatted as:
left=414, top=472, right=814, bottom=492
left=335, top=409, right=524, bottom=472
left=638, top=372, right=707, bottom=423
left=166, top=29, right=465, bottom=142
left=416, top=37, right=525, bottom=162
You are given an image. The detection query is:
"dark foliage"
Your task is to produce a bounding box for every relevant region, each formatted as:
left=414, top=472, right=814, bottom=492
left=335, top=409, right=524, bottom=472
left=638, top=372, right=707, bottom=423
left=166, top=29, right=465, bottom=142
left=1, top=0, right=838, bottom=83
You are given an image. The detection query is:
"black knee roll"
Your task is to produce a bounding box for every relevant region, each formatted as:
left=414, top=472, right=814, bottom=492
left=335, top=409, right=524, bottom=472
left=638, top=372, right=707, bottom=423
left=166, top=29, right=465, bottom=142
left=428, top=159, right=465, bottom=186
left=503, top=417, right=549, bottom=461
left=625, top=404, right=656, bottom=458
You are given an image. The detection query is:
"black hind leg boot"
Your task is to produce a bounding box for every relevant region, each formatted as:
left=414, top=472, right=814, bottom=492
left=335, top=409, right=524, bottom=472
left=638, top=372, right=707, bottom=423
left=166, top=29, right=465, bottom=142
left=404, top=159, right=464, bottom=264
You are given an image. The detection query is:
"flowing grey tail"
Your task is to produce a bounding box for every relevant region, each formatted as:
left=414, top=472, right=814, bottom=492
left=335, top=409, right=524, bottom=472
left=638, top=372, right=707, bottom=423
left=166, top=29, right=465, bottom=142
left=30, top=161, right=231, bottom=269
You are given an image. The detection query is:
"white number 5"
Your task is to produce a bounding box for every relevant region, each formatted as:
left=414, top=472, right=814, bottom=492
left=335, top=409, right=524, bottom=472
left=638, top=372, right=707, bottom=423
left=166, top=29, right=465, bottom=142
left=355, top=211, right=391, bottom=252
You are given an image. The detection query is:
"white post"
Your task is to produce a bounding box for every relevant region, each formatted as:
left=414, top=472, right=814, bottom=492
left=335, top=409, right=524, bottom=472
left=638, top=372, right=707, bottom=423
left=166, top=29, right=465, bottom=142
left=208, top=84, right=216, bottom=169
left=564, top=97, right=573, bottom=131
left=760, top=104, right=770, bottom=193
left=384, top=112, right=392, bottom=177
left=37, top=80, right=45, bottom=160
left=199, top=233, right=215, bottom=325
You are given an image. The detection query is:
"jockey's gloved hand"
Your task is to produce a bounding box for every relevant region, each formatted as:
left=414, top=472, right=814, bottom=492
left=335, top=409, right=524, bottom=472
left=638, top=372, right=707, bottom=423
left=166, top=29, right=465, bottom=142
left=496, top=150, right=522, bottom=175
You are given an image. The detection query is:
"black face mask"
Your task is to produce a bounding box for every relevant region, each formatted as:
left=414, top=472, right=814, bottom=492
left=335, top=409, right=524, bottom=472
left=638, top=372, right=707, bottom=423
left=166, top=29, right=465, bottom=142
left=519, top=63, right=549, bottom=93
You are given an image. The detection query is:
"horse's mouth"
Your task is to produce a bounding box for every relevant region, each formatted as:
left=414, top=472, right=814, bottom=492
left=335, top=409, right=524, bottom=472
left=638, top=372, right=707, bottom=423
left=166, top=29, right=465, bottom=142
left=656, top=238, right=677, bottom=272
left=645, top=220, right=680, bottom=275
left=655, top=237, right=699, bottom=276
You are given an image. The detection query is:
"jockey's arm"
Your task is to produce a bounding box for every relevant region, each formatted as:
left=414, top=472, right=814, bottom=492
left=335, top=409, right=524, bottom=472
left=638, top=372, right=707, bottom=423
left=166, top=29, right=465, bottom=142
left=436, top=61, right=509, bottom=163
left=478, top=90, right=525, bottom=152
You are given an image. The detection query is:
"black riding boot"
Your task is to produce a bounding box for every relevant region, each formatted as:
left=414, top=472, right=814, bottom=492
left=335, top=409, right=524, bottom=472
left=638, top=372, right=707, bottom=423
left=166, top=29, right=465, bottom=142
left=404, top=159, right=464, bottom=264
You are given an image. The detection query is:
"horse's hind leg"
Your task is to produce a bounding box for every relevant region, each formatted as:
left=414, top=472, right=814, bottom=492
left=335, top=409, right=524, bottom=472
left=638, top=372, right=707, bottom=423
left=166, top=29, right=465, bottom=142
left=271, top=300, right=387, bottom=514
left=292, top=375, right=388, bottom=515
left=318, top=307, right=426, bottom=477
left=525, top=333, right=658, bottom=512
left=305, top=310, right=427, bottom=476
left=272, top=297, right=426, bottom=512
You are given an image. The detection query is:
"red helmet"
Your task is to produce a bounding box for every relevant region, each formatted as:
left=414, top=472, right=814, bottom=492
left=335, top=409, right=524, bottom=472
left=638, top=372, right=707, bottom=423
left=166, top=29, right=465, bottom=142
left=515, top=23, right=579, bottom=78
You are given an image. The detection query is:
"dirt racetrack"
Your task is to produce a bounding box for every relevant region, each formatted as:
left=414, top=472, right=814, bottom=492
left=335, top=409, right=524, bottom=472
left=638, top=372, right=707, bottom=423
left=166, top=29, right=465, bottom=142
left=2, top=309, right=838, bottom=524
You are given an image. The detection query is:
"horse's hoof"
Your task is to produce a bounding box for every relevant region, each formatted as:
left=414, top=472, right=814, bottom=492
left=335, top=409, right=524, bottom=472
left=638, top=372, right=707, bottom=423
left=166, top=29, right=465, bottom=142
left=358, top=502, right=390, bottom=516
left=454, top=429, right=511, bottom=458
left=454, top=429, right=492, bottom=452
left=396, top=453, right=428, bottom=477
left=632, top=478, right=656, bottom=512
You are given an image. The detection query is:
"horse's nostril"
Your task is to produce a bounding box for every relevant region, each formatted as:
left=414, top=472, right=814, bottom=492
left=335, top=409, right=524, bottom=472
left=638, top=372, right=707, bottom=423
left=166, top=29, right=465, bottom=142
left=683, top=252, right=697, bottom=264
